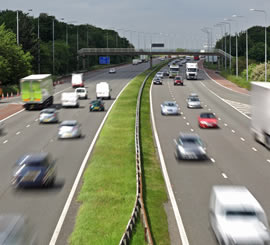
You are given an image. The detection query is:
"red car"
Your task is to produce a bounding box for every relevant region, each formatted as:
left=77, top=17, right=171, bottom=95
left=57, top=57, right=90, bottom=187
left=174, top=76, right=183, bottom=86
left=194, top=56, right=200, bottom=60
left=198, top=112, right=218, bottom=128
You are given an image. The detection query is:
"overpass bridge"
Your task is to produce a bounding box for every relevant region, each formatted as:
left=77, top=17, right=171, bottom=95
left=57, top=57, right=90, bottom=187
left=77, top=48, right=232, bottom=68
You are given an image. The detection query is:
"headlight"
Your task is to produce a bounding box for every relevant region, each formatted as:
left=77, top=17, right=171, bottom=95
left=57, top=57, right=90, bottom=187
left=178, top=146, right=186, bottom=154
left=199, top=146, right=206, bottom=154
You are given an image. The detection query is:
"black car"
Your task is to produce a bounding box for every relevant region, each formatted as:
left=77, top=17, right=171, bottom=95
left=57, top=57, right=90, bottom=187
left=89, top=99, right=105, bottom=111
left=12, top=153, right=56, bottom=188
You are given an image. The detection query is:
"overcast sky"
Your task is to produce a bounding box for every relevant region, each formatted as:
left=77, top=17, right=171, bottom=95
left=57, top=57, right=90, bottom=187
left=1, top=0, right=270, bottom=49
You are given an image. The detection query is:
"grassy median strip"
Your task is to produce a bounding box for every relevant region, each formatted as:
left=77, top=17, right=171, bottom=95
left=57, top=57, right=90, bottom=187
left=69, top=70, right=152, bottom=245
left=139, top=69, right=171, bottom=244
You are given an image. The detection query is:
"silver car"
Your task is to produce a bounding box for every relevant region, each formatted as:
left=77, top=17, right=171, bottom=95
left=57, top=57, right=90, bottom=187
left=174, top=133, right=207, bottom=160
left=156, top=72, right=164, bottom=79
left=161, top=101, right=180, bottom=115
left=187, top=97, right=201, bottom=108
left=39, top=108, right=58, bottom=123
left=58, top=120, right=81, bottom=139
left=153, top=77, right=162, bottom=85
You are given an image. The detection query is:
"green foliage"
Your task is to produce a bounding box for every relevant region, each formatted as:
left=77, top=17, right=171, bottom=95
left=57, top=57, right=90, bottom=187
left=0, top=24, right=32, bottom=85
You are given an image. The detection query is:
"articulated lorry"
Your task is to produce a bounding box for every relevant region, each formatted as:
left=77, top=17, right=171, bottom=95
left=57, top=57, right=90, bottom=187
left=251, top=82, right=270, bottom=148
left=20, top=74, right=54, bottom=110
left=186, top=62, right=199, bottom=80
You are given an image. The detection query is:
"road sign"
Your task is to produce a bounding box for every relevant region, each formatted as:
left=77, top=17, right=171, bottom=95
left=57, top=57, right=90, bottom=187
left=99, top=56, right=110, bottom=65
left=152, top=43, right=164, bottom=48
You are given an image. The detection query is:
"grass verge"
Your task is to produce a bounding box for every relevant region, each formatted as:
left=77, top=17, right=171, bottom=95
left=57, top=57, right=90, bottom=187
left=69, top=62, right=167, bottom=245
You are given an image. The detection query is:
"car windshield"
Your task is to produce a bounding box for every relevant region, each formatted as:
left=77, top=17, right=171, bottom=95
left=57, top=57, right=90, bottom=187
left=179, top=137, right=202, bottom=146
left=200, top=113, right=216, bottom=119
left=188, top=68, right=197, bottom=72
left=41, top=109, right=55, bottom=114
left=90, top=100, right=100, bottom=105
left=226, top=210, right=257, bottom=217
left=189, top=98, right=199, bottom=102
left=76, top=89, right=85, bottom=93
left=165, top=102, right=176, bottom=107
left=175, top=77, right=181, bottom=80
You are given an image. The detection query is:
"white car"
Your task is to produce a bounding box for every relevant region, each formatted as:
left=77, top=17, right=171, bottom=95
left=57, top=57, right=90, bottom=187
left=210, top=186, right=270, bottom=245
left=109, top=68, right=116, bottom=74
left=75, top=87, right=88, bottom=99
left=58, top=120, right=81, bottom=139
left=187, top=97, right=201, bottom=108
left=156, top=72, right=164, bottom=79
left=161, top=101, right=179, bottom=115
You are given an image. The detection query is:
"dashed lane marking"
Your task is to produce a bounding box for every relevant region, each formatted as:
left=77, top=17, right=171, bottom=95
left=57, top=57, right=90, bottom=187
left=222, top=173, right=228, bottom=179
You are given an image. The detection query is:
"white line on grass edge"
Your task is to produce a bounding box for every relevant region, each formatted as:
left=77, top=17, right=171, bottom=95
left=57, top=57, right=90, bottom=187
left=150, top=83, right=189, bottom=245
left=49, top=79, right=132, bottom=245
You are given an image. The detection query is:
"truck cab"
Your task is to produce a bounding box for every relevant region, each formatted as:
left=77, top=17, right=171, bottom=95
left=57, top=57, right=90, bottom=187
left=186, top=63, right=199, bottom=80
left=71, top=73, right=84, bottom=88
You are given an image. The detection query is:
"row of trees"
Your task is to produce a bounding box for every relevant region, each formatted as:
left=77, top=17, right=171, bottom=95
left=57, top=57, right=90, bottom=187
left=0, top=10, right=132, bottom=86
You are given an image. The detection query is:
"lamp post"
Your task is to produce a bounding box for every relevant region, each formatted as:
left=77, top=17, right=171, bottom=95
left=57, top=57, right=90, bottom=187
left=52, top=17, right=55, bottom=74
left=223, top=20, right=232, bottom=72
left=227, top=18, right=238, bottom=76
left=16, top=10, right=19, bottom=45
left=214, top=24, right=225, bottom=68
left=250, top=9, right=268, bottom=82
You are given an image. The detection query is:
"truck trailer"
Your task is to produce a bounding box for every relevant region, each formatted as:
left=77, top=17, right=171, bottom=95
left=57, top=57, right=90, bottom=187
left=251, top=82, right=270, bottom=148
left=20, top=74, right=54, bottom=110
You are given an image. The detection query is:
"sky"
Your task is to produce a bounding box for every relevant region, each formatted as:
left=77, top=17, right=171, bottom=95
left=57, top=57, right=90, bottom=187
left=1, top=0, right=270, bottom=49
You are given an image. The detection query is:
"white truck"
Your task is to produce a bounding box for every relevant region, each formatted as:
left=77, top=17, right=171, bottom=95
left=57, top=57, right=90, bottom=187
left=169, top=64, right=180, bottom=78
left=251, top=82, right=270, bottom=148
left=186, top=62, right=199, bottom=80
left=71, top=73, right=84, bottom=88
left=96, top=82, right=111, bottom=99
left=132, top=59, right=140, bottom=65
left=61, top=92, right=79, bottom=108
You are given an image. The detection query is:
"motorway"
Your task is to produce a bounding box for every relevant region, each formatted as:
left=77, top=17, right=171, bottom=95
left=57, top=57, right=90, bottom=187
left=151, top=61, right=270, bottom=245
left=0, top=61, right=159, bottom=245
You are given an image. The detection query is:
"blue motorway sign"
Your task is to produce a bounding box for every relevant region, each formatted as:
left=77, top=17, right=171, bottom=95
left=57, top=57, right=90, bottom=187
left=99, top=56, right=110, bottom=65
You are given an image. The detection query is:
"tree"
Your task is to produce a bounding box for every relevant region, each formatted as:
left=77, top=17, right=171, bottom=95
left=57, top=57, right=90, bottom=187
left=0, top=24, right=32, bottom=85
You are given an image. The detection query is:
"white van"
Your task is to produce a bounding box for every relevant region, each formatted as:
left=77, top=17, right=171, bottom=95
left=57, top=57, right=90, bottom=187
left=96, top=82, right=111, bottom=99
left=209, top=185, right=270, bottom=245
left=75, top=87, right=88, bottom=99
left=61, top=92, right=79, bottom=108
left=71, top=73, right=84, bottom=88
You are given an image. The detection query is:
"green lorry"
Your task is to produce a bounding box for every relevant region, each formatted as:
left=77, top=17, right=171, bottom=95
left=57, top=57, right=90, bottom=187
left=20, top=74, right=54, bottom=110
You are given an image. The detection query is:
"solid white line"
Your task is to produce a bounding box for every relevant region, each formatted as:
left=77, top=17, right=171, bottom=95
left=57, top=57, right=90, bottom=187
left=200, top=82, right=251, bottom=120
left=202, top=69, right=249, bottom=96
left=210, top=158, right=215, bottom=163
left=252, top=147, right=257, bottom=152
left=49, top=78, right=133, bottom=245
left=231, top=130, right=235, bottom=133
left=0, top=108, right=25, bottom=123
left=240, top=137, right=245, bottom=142
left=16, top=131, right=21, bottom=135
left=222, top=173, right=228, bottom=179
left=150, top=83, right=189, bottom=245
left=3, top=140, right=8, bottom=144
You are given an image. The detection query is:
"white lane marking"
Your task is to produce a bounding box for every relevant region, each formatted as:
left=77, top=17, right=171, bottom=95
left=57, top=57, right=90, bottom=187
left=240, top=137, right=245, bottom=142
left=252, top=147, right=257, bottom=152
left=183, top=116, right=186, bottom=120
left=267, top=159, right=270, bottom=163
left=202, top=69, right=250, bottom=96
left=210, top=158, right=215, bottom=163
left=222, top=173, right=228, bottom=179
left=180, top=112, right=184, bottom=115
left=218, top=118, right=221, bottom=120
left=200, top=82, right=251, bottom=120
left=213, top=113, right=216, bottom=115
left=149, top=83, right=189, bottom=245
left=231, top=130, right=235, bottom=133
left=35, top=119, right=38, bottom=122
left=190, top=129, right=194, bottom=132
left=3, top=140, right=8, bottom=144
left=16, top=131, right=21, bottom=135
left=49, top=73, right=134, bottom=245
left=224, top=123, right=228, bottom=126
left=26, top=124, right=30, bottom=128
left=208, top=108, right=211, bottom=111
left=0, top=108, right=25, bottom=123
left=205, top=104, right=207, bottom=107
left=186, top=122, right=190, bottom=126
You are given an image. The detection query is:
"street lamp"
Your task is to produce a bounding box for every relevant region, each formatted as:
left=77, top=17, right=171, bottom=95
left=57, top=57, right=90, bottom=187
left=250, top=9, right=268, bottom=82
left=227, top=18, right=238, bottom=76
left=223, top=19, right=232, bottom=72
left=52, top=17, right=55, bottom=74
left=16, top=10, right=19, bottom=45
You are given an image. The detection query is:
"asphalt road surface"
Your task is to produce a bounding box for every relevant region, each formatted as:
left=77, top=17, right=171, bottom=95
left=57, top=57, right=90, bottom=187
left=0, top=60, right=159, bottom=245
left=151, top=61, right=270, bottom=245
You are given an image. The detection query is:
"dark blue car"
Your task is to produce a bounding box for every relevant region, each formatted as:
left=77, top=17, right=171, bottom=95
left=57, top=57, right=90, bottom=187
left=12, top=153, right=56, bottom=188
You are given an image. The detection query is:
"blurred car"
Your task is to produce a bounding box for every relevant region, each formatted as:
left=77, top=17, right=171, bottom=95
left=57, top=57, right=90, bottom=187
left=174, top=76, right=183, bottom=86
left=109, top=68, right=116, bottom=74
left=58, top=120, right=81, bottom=139
left=210, top=185, right=270, bottom=245
left=187, top=96, right=201, bottom=108
left=188, top=93, right=199, bottom=99
left=0, top=215, right=37, bottom=244
left=75, top=87, right=88, bottom=99
left=12, top=153, right=56, bottom=188
left=153, top=77, right=162, bottom=85
left=0, top=121, right=4, bottom=135
left=89, top=99, right=105, bottom=112
left=174, top=133, right=207, bottom=160
left=156, top=72, right=164, bottom=79
left=39, top=108, right=58, bottom=123
left=161, top=101, right=179, bottom=115
left=163, top=70, right=169, bottom=76
left=198, top=112, right=218, bottom=128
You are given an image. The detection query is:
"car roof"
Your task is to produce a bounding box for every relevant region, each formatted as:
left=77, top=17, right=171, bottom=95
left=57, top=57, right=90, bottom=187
left=60, top=120, right=78, bottom=126
left=16, top=153, right=49, bottom=166
left=90, top=99, right=102, bottom=104
left=179, top=133, right=200, bottom=140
